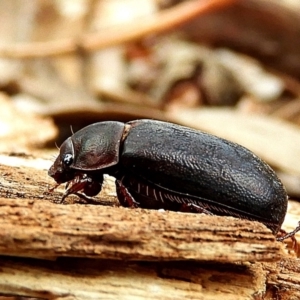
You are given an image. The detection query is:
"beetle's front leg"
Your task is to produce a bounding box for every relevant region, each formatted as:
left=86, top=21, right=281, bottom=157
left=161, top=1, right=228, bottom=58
left=116, top=179, right=140, bottom=208
left=60, top=173, right=103, bottom=203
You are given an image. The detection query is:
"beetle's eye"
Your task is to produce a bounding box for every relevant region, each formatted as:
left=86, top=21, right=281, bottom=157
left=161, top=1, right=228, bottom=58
left=62, top=153, right=73, bottom=166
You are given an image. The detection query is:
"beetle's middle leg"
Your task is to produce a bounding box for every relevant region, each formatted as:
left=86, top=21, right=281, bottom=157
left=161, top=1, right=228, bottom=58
left=116, top=179, right=140, bottom=208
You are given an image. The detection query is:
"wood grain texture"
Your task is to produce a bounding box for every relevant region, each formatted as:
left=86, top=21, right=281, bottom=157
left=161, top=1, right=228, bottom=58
left=0, top=257, right=267, bottom=300
left=0, top=197, right=283, bottom=262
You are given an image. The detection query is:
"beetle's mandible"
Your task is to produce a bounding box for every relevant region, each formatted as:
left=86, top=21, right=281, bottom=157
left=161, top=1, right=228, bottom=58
left=48, top=119, right=300, bottom=243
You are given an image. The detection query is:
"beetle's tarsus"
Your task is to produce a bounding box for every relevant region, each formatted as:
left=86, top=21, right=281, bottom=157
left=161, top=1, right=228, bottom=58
left=71, top=192, right=109, bottom=206
left=276, top=222, right=300, bottom=254
left=277, top=222, right=300, bottom=241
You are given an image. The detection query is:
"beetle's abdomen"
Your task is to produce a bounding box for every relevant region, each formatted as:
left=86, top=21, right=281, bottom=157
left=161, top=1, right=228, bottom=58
left=120, top=119, right=287, bottom=233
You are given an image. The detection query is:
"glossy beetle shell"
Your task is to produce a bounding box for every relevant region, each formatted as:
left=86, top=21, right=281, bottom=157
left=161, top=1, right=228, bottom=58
left=49, top=119, right=288, bottom=234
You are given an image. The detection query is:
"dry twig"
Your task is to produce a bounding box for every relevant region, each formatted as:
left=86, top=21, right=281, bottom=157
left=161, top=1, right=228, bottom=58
left=0, top=0, right=234, bottom=58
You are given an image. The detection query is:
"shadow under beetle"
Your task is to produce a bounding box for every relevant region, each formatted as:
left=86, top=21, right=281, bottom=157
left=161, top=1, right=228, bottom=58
left=48, top=119, right=300, bottom=244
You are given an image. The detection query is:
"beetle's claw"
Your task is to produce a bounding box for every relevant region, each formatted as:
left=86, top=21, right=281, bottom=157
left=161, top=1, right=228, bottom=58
left=276, top=222, right=300, bottom=255
left=277, top=222, right=300, bottom=242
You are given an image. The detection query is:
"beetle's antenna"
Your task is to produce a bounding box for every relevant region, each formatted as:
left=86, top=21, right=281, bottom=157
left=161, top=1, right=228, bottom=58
left=54, top=142, right=59, bottom=150
left=70, top=125, right=74, bottom=135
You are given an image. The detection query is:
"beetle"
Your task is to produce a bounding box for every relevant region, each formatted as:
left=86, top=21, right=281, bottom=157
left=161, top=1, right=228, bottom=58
left=48, top=119, right=300, bottom=242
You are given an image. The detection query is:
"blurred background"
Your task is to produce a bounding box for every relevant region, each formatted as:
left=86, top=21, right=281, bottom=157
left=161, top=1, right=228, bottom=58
left=1, top=0, right=300, bottom=199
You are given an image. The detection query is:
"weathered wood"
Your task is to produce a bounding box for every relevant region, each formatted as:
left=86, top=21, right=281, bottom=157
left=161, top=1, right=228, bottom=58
left=0, top=197, right=283, bottom=262
left=265, top=258, right=300, bottom=300
left=0, top=162, right=284, bottom=262
left=0, top=257, right=268, bottom=300
left=0, top=256, right=299, bottom=300
left=0, top=155, right=117, bottom=206
left=0, top=155, right=299, bottom=299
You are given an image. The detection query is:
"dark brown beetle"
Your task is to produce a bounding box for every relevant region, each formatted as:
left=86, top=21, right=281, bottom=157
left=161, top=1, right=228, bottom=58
left=48, top=119, right=300, bottom=243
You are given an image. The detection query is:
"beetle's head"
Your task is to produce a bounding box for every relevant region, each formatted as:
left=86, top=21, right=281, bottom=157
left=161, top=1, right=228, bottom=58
left=49, top=122, right=125, bottom=184
left=48, top=137, right=75, bottom=183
